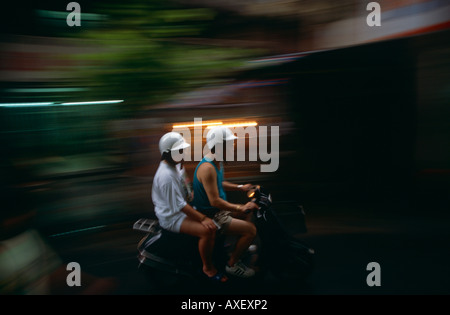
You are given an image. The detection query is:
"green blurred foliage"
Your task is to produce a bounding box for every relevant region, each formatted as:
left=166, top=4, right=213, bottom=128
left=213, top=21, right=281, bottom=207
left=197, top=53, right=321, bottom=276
left=70, top=0, right=264, bottom=115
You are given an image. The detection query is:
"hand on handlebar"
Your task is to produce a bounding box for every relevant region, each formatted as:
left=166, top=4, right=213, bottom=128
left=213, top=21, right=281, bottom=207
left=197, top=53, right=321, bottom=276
left=241, top=201, right=260, bottom=214
left=239, top=184, right=254, bottom=192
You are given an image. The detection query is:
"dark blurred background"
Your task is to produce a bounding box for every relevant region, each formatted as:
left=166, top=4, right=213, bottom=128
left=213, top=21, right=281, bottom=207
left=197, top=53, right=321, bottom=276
left=0, top=0, right=449, bottom=295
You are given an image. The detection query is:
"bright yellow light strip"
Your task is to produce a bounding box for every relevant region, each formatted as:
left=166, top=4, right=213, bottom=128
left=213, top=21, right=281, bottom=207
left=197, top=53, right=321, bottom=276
left=173, top=121, right=223, bottom=129
left=206, top=122, right=258, bottom=129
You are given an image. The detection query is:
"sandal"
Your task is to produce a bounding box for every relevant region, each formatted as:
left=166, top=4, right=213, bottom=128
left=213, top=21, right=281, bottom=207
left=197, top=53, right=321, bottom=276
left=208, top=271, right=228, bottom=283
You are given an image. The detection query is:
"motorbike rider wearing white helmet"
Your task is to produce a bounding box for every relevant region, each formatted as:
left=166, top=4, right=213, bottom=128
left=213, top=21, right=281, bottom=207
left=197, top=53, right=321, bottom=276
left=193, top=126, right=259, bottom=278
left=152, top=132, right=228, bottom=282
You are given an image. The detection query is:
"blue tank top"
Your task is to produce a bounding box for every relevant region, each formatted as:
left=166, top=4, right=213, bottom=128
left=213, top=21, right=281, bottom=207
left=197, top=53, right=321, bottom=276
left=192, top=157, right=227, bottom=216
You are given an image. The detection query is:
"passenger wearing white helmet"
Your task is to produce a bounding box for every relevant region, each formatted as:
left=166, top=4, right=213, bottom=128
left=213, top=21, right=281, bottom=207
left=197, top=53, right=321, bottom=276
left=193, top=126, right=259, bottom=278
left=152, top=132, right=227, bottom=282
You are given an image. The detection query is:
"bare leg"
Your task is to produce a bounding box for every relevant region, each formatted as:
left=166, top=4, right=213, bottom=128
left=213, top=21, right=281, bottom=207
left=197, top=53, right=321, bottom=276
left=223, top=218, right=257, bottom=267
left=180, top=217, right=217, bottom=277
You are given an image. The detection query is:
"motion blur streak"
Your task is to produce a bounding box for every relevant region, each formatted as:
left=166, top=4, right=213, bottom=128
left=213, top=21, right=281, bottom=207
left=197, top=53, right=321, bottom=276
left=0, top=0, right=449, bottom=294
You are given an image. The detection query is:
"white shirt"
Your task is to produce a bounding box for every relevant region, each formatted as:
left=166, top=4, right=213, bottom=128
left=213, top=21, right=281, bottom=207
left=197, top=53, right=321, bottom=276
left=151, top=161, right=188, bottom=232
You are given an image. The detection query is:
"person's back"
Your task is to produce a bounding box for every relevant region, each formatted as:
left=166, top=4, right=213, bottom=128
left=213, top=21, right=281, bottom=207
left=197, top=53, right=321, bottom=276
left=192, top=157, right=227, bottom=217
left=152, top=161, right=188, bottom=233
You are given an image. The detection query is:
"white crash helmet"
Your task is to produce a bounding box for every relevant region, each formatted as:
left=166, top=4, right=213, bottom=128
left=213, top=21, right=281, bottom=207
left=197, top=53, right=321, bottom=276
left=159, top=132, right=190, bottom=155
left=206, top=126, right=238, bottom=150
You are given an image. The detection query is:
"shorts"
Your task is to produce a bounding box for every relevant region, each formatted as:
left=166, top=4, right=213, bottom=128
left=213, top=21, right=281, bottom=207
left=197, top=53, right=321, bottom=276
left=212, top=210, right=233, bottom=232
left=158, top=212, right=187, bottom=233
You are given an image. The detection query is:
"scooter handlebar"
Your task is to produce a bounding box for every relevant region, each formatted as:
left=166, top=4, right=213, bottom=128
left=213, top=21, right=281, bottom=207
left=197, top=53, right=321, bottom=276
left=243, top=199, right=260, bottom=214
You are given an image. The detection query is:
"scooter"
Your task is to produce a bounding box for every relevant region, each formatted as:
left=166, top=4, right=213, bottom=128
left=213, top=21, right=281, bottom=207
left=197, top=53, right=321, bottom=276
left=133, top=185, right=314, bottom=288
left=245, top=186, right=315, bottom=281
